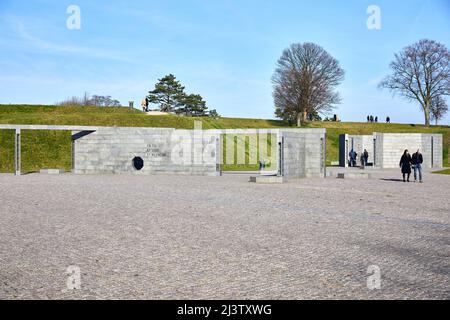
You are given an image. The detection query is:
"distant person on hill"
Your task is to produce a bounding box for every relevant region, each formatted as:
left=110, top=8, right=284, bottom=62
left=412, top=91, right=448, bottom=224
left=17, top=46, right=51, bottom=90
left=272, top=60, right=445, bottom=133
left=386, top=116, right=391, bottom=123
left=411, top=149, right=424, bottom=183
left=375, top=116, right=378, bottom=123
left=367, top=115, right=370, bottom=122
left=370, top=115, right=374, bottom=123
left=399, top=150, right=412, bottom=182
left=141, top=97, right=149, bottom=112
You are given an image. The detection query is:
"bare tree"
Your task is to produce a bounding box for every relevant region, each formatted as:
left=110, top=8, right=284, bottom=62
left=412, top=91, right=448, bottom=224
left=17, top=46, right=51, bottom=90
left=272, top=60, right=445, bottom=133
left=379, top=39, right=450, bottom=126
left=430, top=95, right=448, bottom=125
left=272, top=43, right=345, bottom=126
left=56, top=92, right=121, bottom=107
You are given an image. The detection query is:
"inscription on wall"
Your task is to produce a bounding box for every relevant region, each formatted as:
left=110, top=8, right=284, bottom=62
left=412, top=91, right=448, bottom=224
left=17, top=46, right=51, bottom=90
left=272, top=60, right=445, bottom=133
left=144, top=144, right=168, bottom=158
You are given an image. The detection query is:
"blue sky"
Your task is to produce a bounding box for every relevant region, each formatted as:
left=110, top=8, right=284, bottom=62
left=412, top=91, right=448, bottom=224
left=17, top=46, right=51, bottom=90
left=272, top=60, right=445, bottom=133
left=0, top=0, right=449, bottom=124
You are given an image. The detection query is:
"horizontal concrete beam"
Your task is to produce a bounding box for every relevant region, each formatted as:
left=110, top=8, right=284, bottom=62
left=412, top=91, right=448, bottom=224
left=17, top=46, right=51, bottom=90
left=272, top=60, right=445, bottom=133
left=0, top=124, right=101, bottom=131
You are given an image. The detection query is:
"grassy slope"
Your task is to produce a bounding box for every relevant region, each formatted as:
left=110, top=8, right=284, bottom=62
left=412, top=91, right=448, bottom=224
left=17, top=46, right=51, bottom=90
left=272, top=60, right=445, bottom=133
left=432, top=169, right=450, bottom=175
left=0, top=105, right=448, bottom=172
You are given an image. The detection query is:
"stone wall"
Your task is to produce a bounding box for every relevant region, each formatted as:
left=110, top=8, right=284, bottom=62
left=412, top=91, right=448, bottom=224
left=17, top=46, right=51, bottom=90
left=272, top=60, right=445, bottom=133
left=340, top=133, right=443, bottom=169
left=374, top=133, right=443, bottom=168
left=281, top=129, right=326, bottom=179
left=72, top=126, right=327, bottom=178
left=73, top=127, right=220, bottom=176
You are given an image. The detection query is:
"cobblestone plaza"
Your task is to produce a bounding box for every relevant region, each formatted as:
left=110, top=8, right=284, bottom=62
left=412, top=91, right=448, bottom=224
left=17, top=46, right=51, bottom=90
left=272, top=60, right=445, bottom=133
left=1, top=168, right=449, bottom=299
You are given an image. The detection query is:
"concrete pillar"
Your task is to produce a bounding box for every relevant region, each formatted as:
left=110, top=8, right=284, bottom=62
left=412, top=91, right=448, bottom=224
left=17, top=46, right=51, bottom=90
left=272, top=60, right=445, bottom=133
left=373, top=138, right=377, bottom=167
left=71, top=138, right=76, bottom=172
left=215, top=136, right=222, bottom=176
left=339, top=134, right=349, bottom=167
left=14, top=129, right=21, bottom=176
left=278, top=135, right=284, bottom=177
left=431, top=136, right=434, bottom=167
left=324, top=137, right=327, bottom=175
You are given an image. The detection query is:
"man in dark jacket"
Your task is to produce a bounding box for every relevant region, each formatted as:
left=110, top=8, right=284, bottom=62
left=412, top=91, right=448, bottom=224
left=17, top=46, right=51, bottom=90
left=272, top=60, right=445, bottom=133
left=363, top=149, right=369, bottom=167
left=411, top=149, right=424, bottom=183
left=349, top=149, right=357, bottom=167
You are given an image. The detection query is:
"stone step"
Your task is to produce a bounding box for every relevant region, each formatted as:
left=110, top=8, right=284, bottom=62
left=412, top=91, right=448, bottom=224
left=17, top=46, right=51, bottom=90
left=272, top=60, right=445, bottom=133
left=249, top=175, right=285, bottom=184
left=40, top=169, right=65, bottom=175
left=337, top=172, right=372, bottom=179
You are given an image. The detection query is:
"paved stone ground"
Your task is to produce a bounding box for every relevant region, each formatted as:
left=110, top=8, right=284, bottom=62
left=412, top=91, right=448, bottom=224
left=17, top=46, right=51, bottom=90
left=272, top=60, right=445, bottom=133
left=0, top=168, right=449, bottom=300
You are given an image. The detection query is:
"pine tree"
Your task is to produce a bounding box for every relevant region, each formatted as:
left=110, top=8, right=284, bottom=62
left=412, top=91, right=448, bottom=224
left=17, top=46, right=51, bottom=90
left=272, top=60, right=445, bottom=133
left=147, top=74, right=186, bottom=112
left=208, top=109, right=220, bottom=119
left=177, top=94, right=208, bottom=116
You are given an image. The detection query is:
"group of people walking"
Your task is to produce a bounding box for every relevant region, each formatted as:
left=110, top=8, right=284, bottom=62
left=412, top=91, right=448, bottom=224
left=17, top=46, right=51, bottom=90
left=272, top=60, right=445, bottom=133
left=399, top=149, right=424, bottom=183
left=349, top=148, right=424, bottom=182
left=349, top=149, right=423, bottom=183
left=366, top=116, right=391, bottom=123
left=349, top=149, right=369, bottom=169
left=367, top=115, right=378, bottom=123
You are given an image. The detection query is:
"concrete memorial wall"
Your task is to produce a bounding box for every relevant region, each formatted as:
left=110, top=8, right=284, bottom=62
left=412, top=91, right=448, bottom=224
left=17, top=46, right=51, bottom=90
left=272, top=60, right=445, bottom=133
left=339, top=133, right=443, bottom=169
left=73, top=127, right=220, bottom=176
left=281, top=129, right=326, bottom=179
left=0, top=124, right=327, bottom=179
left=73, top=127, right=327, bottom=178
left=374, top=133, right=442, bottom=169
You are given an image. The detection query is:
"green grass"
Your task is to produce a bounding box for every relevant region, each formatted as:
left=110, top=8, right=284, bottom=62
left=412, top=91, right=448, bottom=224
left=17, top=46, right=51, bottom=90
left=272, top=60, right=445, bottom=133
left=221, top=134, right=277, bottom=171
left=0, top=104, right=284, bottom=129
left=0, top=104, right=449, bottom=172
left=432, top=168, right=450, bottom=175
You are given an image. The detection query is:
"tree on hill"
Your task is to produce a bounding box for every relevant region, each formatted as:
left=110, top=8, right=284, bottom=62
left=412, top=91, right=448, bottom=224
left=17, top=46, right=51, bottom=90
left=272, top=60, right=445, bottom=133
left=379, top=39, right=450, bottom=126
left=208, top=109, right=220, bottom=119
left=177, top=94, right=208, bottom=116
left=89, top=95, right=121, bottom=107
left=272, top=42, right=345, bottom=126
left=147, top=74, right=220, bottom=118
left=147, top=74, right=186, bottom=112
left=430, top=95, right=448, bottom=125
left=56, top=92, right=121, bottom=107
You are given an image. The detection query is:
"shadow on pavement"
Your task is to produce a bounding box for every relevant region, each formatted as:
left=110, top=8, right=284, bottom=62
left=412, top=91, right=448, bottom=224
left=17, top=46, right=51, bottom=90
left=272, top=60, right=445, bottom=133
left=380, top=178, right=404, bottom=182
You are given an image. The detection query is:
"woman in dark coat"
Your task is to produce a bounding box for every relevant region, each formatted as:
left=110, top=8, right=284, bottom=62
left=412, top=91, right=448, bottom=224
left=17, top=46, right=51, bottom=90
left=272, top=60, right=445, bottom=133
left=399, top=150, right=412, bottom=182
